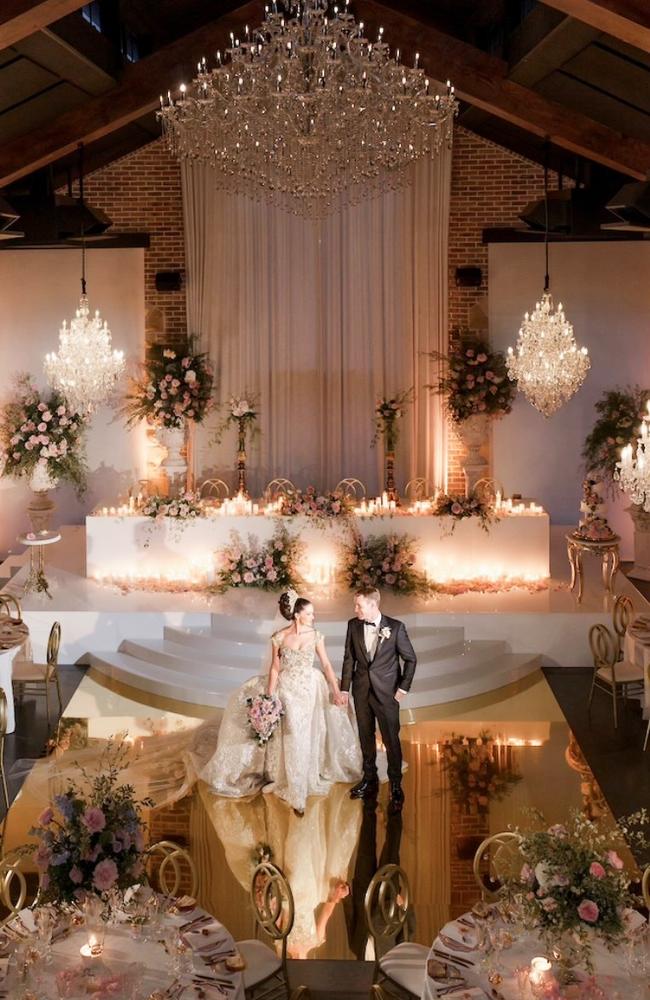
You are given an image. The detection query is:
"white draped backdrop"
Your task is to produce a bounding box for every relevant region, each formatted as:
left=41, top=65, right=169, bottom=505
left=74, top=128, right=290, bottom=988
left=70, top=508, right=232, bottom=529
left=182, top=149, right=451, bottom=497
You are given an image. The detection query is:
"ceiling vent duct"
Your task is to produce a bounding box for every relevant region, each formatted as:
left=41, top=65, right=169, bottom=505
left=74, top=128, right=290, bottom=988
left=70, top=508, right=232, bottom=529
left=603, top=180, right=650, bottom=232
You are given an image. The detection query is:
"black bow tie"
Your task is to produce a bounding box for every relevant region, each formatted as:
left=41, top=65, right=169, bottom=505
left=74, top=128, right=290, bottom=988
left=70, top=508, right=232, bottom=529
left=363, top=620, right=378, bottom=627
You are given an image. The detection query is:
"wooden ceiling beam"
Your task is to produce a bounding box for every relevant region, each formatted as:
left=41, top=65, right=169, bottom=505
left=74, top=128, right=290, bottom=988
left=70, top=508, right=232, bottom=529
left=0, top=1, right=87, bottom=50
left=0, top=1, right=264, bottom=189
left=356, top=0, right=650, bottom=179
left=539, top=1, right=650, bottom=54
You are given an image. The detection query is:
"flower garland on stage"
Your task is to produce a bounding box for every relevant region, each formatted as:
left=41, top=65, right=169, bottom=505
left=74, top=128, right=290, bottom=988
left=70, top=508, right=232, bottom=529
left=278, top=486, right=355, bottom=525
left=213, top=527, right=302, bottom=593
left=122, top=339, right=214, bottom=429
left=141, top=492, right=203, bottom=521
left=432, top=491, right=495, bottom=532
left=340, top=532, right=431, bottom=596
left=0, top=374, right=87, bottom=493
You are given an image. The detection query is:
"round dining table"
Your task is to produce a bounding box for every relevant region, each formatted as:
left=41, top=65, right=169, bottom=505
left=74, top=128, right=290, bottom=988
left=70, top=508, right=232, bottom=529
left=0, top=614, right=30, bottom=734
left=624, top=614, right=650, bottom=749
left=422, top=909, right=648, bottom=1000
left=0, top=899, right=245, bottom=1000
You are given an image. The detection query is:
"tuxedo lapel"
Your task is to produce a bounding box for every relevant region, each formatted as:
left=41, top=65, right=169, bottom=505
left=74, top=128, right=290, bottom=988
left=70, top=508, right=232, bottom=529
left=355, top=618, right=371, bottom=666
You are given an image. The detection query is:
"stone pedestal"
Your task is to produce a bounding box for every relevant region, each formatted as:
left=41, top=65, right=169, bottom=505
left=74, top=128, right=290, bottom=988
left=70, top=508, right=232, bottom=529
left=627, top=503, right=650, bottom=581
left=458, top=414, right=489, bottom=496
left=157, top=425, right=187, bottom=497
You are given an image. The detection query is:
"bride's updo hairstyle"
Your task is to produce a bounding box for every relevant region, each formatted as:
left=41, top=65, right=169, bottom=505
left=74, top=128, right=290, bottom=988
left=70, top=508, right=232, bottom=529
left=279, top=591, right=311, bottom=622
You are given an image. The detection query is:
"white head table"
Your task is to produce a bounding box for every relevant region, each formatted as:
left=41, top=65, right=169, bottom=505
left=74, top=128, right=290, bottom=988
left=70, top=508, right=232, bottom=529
left=85, top=510, right=549, bottom=589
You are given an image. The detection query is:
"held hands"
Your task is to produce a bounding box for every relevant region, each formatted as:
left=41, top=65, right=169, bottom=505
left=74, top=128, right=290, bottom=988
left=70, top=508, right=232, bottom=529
left=334, top=690, right=349, bottom=708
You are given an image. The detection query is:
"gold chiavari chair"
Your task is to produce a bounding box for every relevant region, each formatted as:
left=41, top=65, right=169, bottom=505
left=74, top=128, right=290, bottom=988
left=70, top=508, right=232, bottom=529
left=12, top=621, right=62, bottom=727
left=612, top=595, right=634, bottom=661
left=364, top=864, right=428, bottom=1000
left=198, top=478, right=231, bottom=502
left=145, top=839, right=198, bottom=899
left=237, top=861, right=294, bottom=1000
left=0, top=850, right=41, bottom=930
left=642, top=865, right=650, bottom=909
left=335, top=478, right=367, bottom=499
left=0, top=594, right=22, bottom=620
left=588, top=622, right=643, bottom=728
left=264, top=479, right=296, bottom=502
left=403, top=479, right=428, bottom=502
left=0, top=690, right=9, bottom=815
left=473, top=832, right=522, bottom=902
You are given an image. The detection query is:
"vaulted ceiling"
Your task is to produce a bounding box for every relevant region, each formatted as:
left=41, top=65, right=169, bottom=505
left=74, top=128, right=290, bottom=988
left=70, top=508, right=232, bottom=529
left=0, top=0, right=648, bottom=197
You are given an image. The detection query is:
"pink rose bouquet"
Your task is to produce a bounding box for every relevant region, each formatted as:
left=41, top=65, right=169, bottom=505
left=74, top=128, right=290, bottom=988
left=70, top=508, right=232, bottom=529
left=122, top=337, right=214, bottom=429
left=213, top=527, right=302, bottom=593
left=427, top=333, right=515, bottom=423
left=27, top=740, right=152, bottom=907
left=246, top=694, right=285, bottom=747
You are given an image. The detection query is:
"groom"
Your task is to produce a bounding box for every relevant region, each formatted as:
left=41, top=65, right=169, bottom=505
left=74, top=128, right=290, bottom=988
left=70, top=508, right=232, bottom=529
left=339, top=587, right=417, bottom=814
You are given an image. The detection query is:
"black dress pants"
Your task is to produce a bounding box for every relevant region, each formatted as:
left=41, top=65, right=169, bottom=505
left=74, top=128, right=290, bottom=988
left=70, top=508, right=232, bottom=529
left=353, top=681, right=402, bottom=785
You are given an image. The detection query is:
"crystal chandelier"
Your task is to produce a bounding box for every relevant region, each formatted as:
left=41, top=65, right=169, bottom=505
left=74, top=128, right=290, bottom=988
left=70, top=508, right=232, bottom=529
left=44, top=147, right=124, bottom=415
left=615, top=401, right=650, bottom=511
left=506, top=161, right=590, bottom=418
left=158, top=0, right=458, bottom=215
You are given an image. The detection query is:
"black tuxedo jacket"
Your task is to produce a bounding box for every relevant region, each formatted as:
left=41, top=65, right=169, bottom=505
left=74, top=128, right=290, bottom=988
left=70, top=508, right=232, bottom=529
left=340, top=615, right=417, bottom=700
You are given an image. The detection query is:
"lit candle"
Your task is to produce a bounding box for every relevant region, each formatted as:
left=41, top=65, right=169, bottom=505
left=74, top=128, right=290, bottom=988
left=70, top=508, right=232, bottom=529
left=529, top=957, right=552, bottom=987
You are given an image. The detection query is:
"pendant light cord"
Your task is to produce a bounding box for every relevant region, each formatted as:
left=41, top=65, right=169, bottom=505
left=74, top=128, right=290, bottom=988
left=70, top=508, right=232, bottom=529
left=543, top=142, right=550, bottom=293
left=79, top=142, right=87, bottom=296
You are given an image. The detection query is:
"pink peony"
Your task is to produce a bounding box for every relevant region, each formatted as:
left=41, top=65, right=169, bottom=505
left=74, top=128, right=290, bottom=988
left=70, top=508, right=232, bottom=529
left=606, top=850, right=623, bottom=870
left=69, top=865, right=84, bottom=884
left=38, top=807, right=53, bottom=826
left=82, top=806, right=106, bottom=834
left=92, top=858, right=118, bottom=892
left=243, top=571, right=255, bottom=584
left=541, top=897, right=558, bottom=911
left=577, top=900, right=599, bottom=923
left=589, top=862, right=606, bottom=880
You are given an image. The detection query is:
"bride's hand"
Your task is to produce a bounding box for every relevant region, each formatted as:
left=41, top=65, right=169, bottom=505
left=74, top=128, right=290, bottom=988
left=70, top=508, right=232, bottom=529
left=334, top=690, right=349, bottom=707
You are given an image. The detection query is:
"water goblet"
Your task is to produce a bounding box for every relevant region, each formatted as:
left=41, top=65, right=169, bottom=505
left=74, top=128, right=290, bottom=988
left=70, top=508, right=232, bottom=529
left=33, top=905, right=55, bottom=963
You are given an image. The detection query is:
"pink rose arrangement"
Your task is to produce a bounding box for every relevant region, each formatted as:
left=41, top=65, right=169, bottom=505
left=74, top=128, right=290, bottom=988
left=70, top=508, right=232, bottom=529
left=506, top=808, right=649, bottom=974
left=246, top=693, right=285, bottom=747
left=279, top=486, right=355, bottom=525
left=0, top=374, right=87, bottom=492
left=440, top=731, right=521, bottom=816
left=341, top=531, right=431, bottom=596
left=428, top=333, right=515, bottom=423
left=432, top=491, right=494, bottom=533
left=372, top=389, right=413, bottom=451
left=122, top=338, right=214, bottom=429
left=213, top=527, right=302, bottom=593
left=27, top=740, right=152, bottom=907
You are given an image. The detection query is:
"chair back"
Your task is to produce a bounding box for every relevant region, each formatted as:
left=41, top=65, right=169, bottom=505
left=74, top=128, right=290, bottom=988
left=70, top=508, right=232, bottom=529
left=198, top=478, right=231, bottom=501
left=473, top=832, right=522, bottom=901
left=403, top=478, right=428, bottom=501
left=145, top=840, right=198, bottom=898
left=0, top=850, right=40, bottom=927
left=642, top=865, right=650, bottom=910
left=264, top=479, right=296, bottom=500
left=589, top=623, right=618, bottom=683
left=250, top=861, right=294, bottom=966
left=364, top=863, right=411, bottom=949
left=0, top=594, right=22, bottom=621
left=612, top=595, right=633, bottom=657
left=335, top=478, right=366, bottom=499
left=0, top=689, right=7, bottom=739
left=47, top=622, right=61, bottom=668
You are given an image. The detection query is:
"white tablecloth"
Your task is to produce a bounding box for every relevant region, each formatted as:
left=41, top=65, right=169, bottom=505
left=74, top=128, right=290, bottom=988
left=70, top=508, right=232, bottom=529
left=422, top=911, right=648, bottom=999
left=2, top=902, right=244, bottom=999
left=0, top=647, right=17, bottom=734
left=624, top=620, right=650, bottom=721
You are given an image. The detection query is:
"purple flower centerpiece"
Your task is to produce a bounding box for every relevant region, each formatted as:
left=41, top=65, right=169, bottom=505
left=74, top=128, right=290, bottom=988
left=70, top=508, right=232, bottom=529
left=28, top=741, right=152, bottom=909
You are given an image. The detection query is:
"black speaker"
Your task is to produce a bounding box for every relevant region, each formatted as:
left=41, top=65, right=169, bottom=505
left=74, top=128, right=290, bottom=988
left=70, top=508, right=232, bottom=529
left=155, top=270, right=183, bottom=292
left=455, top=266, right=482, bottom=288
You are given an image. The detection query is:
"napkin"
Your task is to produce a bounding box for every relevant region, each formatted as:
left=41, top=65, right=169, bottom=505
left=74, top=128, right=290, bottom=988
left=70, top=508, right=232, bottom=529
left=183, top=920, right=234, bottom=958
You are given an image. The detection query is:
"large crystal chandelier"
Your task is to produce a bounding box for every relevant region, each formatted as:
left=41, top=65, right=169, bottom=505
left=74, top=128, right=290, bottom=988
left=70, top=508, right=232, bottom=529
left=158, top=0, right=458, bottom=215
left=506, top=162, right=590, bottom=418
left=44, top=145, right=124, bottom=415
left=615, top=401, right=650, bottom=511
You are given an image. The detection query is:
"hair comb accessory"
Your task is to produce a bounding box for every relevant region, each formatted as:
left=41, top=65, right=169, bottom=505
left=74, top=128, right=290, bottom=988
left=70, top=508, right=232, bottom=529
left=286, top=587, right=300, bottom=615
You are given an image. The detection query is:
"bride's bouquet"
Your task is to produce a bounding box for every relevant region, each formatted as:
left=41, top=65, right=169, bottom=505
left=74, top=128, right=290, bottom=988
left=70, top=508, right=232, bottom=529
left=246, top=694, right=284, bottom=747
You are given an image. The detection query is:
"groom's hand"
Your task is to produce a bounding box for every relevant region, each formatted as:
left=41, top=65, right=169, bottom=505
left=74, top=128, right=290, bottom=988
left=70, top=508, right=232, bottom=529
left=337, top=692, right=349, bottom=707
left=394, top=689, right=407, bottom=703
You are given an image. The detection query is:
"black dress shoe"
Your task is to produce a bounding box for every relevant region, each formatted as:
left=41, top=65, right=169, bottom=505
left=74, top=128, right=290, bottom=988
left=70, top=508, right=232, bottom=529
left=350, top=778, right=379, bottom=800
left=388, top=783, right=405, bottom=814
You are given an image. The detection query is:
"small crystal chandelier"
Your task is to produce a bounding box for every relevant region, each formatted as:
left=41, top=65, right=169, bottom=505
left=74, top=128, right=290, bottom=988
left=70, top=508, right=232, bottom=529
left=506, top=159, right=590, bottom=418
left=158, top=0, right=458, bottom=216
left=615, top=401, right=650, bottom=511
left=44, top=148, right=124, bottom=415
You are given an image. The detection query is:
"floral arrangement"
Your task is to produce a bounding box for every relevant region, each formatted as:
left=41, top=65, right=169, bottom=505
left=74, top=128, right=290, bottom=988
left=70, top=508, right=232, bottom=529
left=440, top=732, right=521, bottom=814
left=583, top=387, right=650, bottom=491
left=122, top=339, right=214, bottom=429
left=29, top=742, right=151, bottom=906
left=428, top=333, right=515, bottom=423
left=279, top=486, right=355, bottom=525
left=215, top=395, right=259, bottom=446
left=141, top=492, right=203, bottom=521
left=372, top=389, right=413, bottom=451
left=0, top=374, right=86, bottom=493
left=246, top=694, right=284, bottom=746
left=505, top=808, right=649, bottom=973
left=340, top=532, right=431, bottom=595
left=433, top=491, right=494, bottom=532
left=213, top=527, right=302, bottom=592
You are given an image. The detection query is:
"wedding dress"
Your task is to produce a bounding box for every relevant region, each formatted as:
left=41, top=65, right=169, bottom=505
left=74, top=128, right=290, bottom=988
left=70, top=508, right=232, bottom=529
left=200, top=631, right=363, bottom=812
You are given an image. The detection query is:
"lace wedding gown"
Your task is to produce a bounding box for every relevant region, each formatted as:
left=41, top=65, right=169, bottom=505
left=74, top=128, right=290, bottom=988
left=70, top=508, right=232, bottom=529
left=200, top=631, right=363, bottom=812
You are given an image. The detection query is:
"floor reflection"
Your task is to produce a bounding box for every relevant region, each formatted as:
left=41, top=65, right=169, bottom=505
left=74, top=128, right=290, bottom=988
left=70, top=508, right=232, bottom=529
left=3, top=671, right=620, bottom=960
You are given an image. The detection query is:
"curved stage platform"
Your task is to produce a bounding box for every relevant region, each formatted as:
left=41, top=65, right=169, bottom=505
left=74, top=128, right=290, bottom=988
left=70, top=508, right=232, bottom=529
left=1, top=524, right=647, bottom=715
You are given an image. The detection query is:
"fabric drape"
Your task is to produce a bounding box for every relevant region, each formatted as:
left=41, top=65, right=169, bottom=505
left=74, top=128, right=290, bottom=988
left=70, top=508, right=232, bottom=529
left=182, top=152, right=451, bottom=497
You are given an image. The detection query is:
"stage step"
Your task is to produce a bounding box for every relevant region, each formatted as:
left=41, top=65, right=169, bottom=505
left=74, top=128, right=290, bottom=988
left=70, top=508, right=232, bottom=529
left=407, top=652, right=541, bottom=706
left=88, top=651, right=226, bottom=708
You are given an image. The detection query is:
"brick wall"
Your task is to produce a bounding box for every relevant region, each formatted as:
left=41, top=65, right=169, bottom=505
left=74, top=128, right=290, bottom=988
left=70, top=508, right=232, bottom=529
left=85, top=127, right=548, bottom=488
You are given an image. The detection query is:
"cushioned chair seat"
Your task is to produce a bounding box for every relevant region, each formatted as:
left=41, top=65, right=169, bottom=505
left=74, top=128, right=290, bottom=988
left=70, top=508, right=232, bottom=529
left=596, top=660, right=643, bottom=684
left=12, top=661, right=52, bottom=682
left=379, top=941, right=429, bottom=997
left=238, top=939, right=283, bottom=989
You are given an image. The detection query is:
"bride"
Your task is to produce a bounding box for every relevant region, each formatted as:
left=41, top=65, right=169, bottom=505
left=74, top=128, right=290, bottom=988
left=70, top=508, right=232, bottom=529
left=200, top=590, right=363, bottom=813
